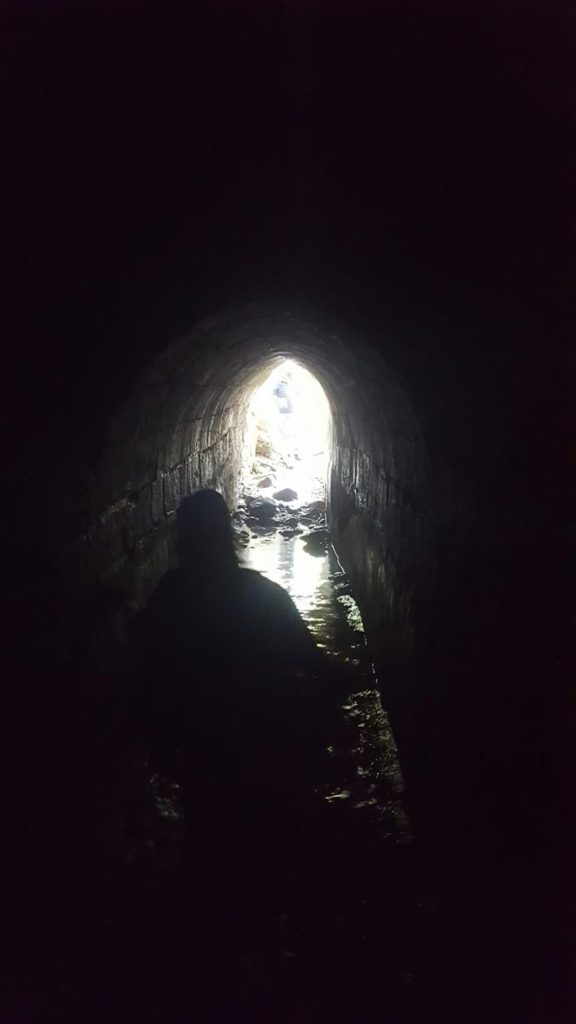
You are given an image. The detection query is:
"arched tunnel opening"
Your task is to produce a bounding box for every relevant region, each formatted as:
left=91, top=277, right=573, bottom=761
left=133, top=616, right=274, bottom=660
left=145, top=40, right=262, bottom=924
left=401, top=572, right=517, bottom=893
left=64, top=306, right=433, bottom=748
left=8, top=289, right=566, bottom=1023
left=243, top=358, right=331, bottom=500
left=37, top=304, right=441, bottom=1010
left=7, top=280, right=564, bottom=1024
left=16, top=286, right=563, bottom=1024
left=51, top=306, right=434, bottom=843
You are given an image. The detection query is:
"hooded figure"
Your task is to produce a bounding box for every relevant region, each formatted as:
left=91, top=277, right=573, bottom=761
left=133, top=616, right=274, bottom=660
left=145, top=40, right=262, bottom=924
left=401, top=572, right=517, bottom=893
left=130, top=490, right=342, bottom=927
left=133, top=490, right=327, bottom=770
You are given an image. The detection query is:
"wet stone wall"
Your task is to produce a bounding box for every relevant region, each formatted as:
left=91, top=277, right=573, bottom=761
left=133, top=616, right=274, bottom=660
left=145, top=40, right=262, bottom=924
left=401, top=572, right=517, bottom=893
left=326, top=352, right=434, bottom=680
left=57, top=306, right=434, bottom=688
left=329, top=461, right=432, bottom=673
left=65, top=414, right=250, bottom=611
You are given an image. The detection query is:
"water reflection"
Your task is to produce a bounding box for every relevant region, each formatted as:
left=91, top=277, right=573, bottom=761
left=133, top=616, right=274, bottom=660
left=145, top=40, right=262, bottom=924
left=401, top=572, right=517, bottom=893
left=242, top=534, right=411, bottom=841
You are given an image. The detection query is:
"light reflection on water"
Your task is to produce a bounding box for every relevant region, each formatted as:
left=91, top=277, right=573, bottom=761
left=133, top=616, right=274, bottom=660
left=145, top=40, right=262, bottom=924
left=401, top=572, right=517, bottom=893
left=242, top=533, right=411, bottom=841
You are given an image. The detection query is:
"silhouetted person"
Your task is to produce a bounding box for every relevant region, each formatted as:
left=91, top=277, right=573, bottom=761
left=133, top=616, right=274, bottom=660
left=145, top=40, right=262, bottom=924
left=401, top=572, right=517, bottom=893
left=131, top=490, right=336, bottom=925
left=135, top=490, right=326, bottom=755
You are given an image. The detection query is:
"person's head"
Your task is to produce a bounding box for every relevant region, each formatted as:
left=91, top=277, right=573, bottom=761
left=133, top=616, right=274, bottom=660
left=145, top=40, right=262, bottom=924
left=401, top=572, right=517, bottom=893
left=176, top=490, right=237, bottom=571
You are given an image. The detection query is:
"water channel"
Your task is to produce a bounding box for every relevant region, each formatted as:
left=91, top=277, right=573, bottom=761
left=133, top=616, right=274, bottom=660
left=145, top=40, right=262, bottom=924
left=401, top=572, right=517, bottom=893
left=127, top=520, right=421, bottom=1022
left=242, top=530, right=411, bottom=842
left=31, top=497, right=422, bottom=1023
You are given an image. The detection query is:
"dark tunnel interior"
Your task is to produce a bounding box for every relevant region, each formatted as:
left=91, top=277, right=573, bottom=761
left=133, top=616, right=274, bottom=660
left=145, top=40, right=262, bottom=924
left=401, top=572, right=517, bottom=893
left=63, top=307, right=431, bottom=665
left=2, top=2, right=572, bottom=1022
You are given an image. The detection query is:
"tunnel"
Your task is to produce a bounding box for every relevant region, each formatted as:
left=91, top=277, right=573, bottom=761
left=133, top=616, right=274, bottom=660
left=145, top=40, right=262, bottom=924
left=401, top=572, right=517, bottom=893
left=26, top=289, right=565, bottom=1020
left=49, top=303, right=436, bottom=851
left=4, top=1, right=570, bottom=1021
left=64, top=305, right=432, bottom=677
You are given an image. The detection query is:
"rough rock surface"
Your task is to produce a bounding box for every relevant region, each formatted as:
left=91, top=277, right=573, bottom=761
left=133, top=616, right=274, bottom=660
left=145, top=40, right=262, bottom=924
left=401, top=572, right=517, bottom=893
left=255, top=437, right=272, bottom=457
left=273, top=487, right=299, bottom=501
left=303, top=527, right=330, bottom=554
left=247, top=496, right=278, bottom=520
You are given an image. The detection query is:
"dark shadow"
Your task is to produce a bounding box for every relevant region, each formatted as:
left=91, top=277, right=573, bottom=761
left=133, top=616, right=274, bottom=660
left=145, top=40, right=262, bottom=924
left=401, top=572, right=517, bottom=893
left=129, top=491, right=340, bottom=932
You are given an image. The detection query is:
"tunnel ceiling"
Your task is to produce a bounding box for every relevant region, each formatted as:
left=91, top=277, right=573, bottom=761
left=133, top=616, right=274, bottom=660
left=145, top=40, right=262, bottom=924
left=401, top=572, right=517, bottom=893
left=103, top=305, right=427, bottom=508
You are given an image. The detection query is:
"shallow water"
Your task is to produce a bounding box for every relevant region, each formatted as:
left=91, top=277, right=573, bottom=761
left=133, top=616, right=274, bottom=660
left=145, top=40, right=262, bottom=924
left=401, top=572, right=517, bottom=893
left=241, top=532, right=411, bottom=840
left=147, top=529, right=411, bottom=855
left=103, top=529, right=419, bottom=1024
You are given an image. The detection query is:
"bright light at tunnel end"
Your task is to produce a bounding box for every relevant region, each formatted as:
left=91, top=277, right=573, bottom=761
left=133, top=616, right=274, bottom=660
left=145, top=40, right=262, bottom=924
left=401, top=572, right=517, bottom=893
left=244, top=359, right=331, bottom=505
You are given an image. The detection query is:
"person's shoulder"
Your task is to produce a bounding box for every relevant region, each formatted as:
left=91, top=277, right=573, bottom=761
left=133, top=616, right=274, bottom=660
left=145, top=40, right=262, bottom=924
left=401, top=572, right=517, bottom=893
left=151, top=567, right=191, bottom=600
left=238, top=567, right=276, bottom=588
left=238, top=568, right=291, bottom=601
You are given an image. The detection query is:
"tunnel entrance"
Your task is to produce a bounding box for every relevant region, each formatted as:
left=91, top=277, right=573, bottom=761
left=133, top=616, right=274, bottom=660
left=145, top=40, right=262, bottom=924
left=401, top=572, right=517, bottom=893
left=241, top=358, right=330, bottom=507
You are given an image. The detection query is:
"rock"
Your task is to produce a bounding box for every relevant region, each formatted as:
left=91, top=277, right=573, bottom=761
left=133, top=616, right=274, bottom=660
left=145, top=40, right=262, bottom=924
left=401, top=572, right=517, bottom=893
left=257, top=476, right=274, bottom=488
left=305, top=527, right=329, bottom=541
left=308, top=499, right=326, bottom=511
left=302, top=527, right=329, bottom=553
left=303, top=544, right=326, bottom=557
left=303, top=543, right=327, bottom=557
left=256, top=436, right=272, bottom=457
left=273, top=487, right=299, bottom=501
left=301, top=512, right=326, bottom=528
left=249, top=496, right=277, bottom=520
left=232, top=521, right=250, bottom=536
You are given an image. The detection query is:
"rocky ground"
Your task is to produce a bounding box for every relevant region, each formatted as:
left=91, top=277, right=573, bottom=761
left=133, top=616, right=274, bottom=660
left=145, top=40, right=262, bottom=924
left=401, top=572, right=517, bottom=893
left=234, top=441, right=330, bottom=554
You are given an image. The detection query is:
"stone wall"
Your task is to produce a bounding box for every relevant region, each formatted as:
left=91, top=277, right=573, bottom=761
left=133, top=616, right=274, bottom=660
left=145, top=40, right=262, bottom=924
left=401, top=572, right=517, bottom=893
left=56, top=305, right=434, bottom=686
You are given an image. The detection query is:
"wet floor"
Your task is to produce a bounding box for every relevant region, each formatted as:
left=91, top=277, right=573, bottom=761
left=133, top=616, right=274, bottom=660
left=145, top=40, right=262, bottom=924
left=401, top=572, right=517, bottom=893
left=112, top=519, right=425, bottom=1024
left=118, top=526, right=422, bottom=1023
left=242, top=530, right=411, bottom=841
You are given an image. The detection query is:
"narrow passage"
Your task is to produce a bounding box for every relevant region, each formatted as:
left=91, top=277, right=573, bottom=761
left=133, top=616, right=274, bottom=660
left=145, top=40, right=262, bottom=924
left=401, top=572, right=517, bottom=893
left=241, top=525, right=410, bottom=840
